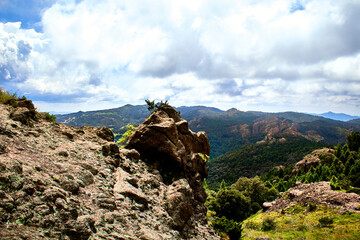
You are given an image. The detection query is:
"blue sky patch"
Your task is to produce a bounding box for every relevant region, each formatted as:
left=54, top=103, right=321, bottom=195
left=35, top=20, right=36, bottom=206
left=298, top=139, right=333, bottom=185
left=0, top=0, right=56, bottom=31
left=290, top=1, right=305, bottom=13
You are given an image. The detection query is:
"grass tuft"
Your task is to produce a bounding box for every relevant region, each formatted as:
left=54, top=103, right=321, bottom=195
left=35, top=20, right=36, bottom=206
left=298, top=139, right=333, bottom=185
left=0, top=90, right=18, bottom=103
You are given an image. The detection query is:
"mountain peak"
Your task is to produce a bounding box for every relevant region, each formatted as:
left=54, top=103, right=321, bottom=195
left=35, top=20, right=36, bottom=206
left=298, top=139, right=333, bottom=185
left=315, top=112, right=360, bottom=122
left=226, top=108, right=240, bottom=113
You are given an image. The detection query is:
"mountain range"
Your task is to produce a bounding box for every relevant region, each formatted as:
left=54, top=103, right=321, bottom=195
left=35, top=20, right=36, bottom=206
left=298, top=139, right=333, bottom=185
left=56, top=105, right=360, bottom=187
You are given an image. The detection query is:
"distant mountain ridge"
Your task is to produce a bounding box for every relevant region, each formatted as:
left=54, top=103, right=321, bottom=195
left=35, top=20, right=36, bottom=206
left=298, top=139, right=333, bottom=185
left=311, top=111, right=360, bottom=122
left=56, top=104, right=360, bottom=187
left=56, top=105, right=360, bottom=156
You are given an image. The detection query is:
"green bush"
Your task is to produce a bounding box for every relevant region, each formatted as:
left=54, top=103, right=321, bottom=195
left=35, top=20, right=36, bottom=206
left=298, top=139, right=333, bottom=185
left=261, top=217, right=276, bottom=231
left=330, top=175, right=340, bottom=190
left=347, top=131, right=360, bottom=152
left=318, top=217, right=333, bottom=227
left=210, top=189, right=251, bottom=222
left=44, top=112, right=56, bottom=123
left=245, top=220, right=259, bottom=230
left=212, top=216, right=242, bottom=240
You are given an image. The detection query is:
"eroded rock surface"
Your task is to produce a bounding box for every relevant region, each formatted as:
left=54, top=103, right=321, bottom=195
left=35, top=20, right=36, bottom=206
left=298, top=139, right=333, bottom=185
left=263, top=181, right=360, bottom=213
left=0, top=101, right=219, bottom=239
left=126, top=106, right=210, bottom=181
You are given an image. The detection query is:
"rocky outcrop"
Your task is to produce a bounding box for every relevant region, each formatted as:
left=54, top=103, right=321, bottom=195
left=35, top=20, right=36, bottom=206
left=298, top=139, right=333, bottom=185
left=291, top=148, right=335, bottom=175
left=263, top=181, right=360, bottom=213
left=125, top=106, right=211, bottom=233
left=8, top=99, right=36, bottom=125
left=0, top=101, right=219, bottom=239
left=126, top=106, right=210, bottom=182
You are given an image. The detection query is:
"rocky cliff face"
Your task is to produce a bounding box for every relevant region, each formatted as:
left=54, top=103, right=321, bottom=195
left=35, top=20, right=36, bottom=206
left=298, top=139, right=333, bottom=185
left=125, top=107, right=211, bottom=233
left=0, top=100, right=219, bottom=239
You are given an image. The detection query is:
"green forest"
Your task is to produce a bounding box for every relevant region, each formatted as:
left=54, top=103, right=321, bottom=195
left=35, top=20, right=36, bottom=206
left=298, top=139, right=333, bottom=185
left=207, top=135, right=326, bottom=189
left=205, top=131, right=360, bottom=239
left=261, top=131, right=360, bottom=193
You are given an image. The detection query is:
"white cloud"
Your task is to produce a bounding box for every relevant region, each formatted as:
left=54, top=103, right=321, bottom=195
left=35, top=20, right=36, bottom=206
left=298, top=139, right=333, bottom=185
left=323, top=54, right=360, bottom=81
left=0, top=22, right=41, bottom=84
left=0, top=0, right=359, bottom=115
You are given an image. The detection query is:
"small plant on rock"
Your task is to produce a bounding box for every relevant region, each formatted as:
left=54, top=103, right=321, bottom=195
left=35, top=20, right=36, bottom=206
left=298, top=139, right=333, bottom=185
left=145, top=99, right=181, bottom=115
left=0, top=90, right=18, bottom=104
left=196, top=153, right=209, bottom=163
left=145, top=99, right=170, bottom=113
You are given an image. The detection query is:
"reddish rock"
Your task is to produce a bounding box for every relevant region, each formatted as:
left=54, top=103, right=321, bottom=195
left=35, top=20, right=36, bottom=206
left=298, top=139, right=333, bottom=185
left=166, top=179, right=194, bottom=230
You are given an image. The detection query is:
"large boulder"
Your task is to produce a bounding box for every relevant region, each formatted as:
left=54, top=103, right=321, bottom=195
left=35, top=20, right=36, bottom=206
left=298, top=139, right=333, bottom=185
left=125, top=106, right=210, bottom=182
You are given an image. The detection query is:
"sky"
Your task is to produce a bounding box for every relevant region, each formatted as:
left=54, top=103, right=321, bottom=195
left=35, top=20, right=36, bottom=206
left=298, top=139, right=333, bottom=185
left=0, top=0, right=360, bottom=115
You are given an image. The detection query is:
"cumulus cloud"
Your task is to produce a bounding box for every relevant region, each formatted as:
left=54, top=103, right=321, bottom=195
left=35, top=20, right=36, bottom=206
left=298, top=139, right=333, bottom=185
left=0, top=0, right=359, bottom=114
left=0, top=22, right=38, bottom=84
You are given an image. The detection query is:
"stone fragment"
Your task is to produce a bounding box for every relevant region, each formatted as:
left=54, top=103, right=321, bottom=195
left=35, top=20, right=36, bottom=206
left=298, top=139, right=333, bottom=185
left=102, top=143, right=120, bottom=157
left=59, top=174, right=80, bottom=193
left=96, top=127, right=115, bottom=142
left=41, top=186, right=67, bottom=202
left=120, top=148, right=140, bottom=161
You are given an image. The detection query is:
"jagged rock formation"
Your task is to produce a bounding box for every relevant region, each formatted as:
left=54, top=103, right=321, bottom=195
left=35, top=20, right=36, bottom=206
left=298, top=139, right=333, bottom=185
left=263, top=181, right=360, bottom=213
left=125, top=106, right=211, bottom=231
left=0, top=100, right=219, bottom=239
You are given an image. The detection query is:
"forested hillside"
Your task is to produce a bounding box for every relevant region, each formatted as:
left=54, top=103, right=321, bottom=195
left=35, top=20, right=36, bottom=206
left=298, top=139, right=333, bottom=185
left=55, top=104, right=149, bottom=134
left=207, top=135, right=326, bottom=188
left=261, top=131, right=360, bottom=194
left=204, top=131, right=360, bottom=239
